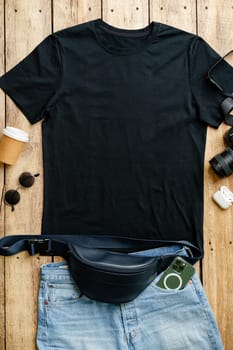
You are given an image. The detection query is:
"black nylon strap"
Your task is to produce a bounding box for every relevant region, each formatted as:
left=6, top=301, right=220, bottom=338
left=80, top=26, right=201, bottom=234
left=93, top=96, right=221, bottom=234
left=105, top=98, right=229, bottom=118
left=0, top=234, right=202, bottom=264
left=207, top=49, right=233, bottom=97
left=207, top=49, right=233, bottom=125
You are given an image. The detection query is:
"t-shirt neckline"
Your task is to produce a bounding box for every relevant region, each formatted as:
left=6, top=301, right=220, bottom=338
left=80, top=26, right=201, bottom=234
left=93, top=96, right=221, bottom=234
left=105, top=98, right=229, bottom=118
left=91, top=18, right=160, bottom=55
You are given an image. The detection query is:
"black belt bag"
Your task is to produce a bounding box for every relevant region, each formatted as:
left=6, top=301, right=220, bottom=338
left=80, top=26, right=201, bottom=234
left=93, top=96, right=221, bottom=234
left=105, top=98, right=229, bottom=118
left=0, top=234, right=202, bottom=304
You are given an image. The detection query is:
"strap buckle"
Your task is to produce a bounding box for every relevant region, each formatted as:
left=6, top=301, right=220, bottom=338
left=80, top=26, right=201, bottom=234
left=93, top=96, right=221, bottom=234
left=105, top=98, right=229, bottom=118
left=27, top=239, right=52, bottom=256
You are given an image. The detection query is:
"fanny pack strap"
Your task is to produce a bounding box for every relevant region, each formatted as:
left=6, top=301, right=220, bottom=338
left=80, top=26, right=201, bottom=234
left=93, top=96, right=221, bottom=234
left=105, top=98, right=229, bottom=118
left=0, top=234, right=202, bottom=264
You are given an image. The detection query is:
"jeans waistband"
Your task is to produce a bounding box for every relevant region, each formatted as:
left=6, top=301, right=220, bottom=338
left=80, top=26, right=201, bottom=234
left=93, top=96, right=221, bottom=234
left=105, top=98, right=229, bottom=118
left=39, top=244, right=191, bottom=283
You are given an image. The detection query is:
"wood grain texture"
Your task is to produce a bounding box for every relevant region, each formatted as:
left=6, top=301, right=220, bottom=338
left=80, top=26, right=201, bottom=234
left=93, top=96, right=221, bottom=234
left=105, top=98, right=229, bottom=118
left=103, top=0, right=148, bottom=27
left=151, top=0, right=196, bottom=33
left=3, top=1, right=52, bottom=349
left=0, top=0, right=232, bottom=349
left=198, top=1, right=233, bottom=347
left=0, top=0, right=5, bottom=348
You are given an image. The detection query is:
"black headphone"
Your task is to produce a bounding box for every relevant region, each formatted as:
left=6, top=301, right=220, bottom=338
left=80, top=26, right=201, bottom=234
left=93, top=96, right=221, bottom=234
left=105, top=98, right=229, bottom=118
left=207, top=49, right=233, bottom=126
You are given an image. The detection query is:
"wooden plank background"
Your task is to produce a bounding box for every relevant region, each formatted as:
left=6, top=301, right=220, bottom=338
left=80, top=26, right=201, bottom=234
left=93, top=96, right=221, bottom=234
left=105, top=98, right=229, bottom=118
left=0, top=0, right=233, bottom=349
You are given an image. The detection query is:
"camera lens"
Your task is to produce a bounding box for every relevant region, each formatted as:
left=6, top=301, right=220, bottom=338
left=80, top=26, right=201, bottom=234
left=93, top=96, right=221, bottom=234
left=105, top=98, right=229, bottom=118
left=173, top=260, right=185, bottom=272
left=224, top=127, right=233, bottom=147
left=209, top=147, right=233, bottom=177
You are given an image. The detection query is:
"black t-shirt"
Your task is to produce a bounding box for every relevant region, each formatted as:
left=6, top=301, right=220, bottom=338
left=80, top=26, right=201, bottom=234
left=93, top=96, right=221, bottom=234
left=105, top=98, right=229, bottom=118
left=1, top=18, right=233, bottom=256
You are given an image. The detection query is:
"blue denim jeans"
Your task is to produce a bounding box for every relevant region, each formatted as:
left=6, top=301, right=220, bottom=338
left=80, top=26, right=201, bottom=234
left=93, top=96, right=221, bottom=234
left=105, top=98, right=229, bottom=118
left=36, top=244, right=224, bottom=350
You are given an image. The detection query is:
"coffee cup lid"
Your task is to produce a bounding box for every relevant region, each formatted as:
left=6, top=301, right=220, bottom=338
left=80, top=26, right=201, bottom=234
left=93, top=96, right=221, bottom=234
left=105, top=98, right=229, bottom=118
left=3, top=126, right=29, bottom=142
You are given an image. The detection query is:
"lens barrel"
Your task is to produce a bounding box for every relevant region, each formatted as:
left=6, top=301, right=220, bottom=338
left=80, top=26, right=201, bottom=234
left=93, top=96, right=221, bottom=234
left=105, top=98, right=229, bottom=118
left=209, top=147, right=233, bottom=177
left=224, top=127, right=233, bottom=147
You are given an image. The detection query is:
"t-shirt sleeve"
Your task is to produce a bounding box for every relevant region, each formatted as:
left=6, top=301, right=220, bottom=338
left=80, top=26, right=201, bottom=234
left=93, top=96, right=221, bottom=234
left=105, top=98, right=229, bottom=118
left=0, top=33, right=63, bottom=124
left=189, top=35, right=233, bottom=128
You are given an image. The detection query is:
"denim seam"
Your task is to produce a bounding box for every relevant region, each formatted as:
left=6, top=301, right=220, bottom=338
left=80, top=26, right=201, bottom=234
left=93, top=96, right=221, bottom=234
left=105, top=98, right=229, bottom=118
left=199, top=298, right=223, bottom=349
left=46, top=298, right=81, bottom=307
left=45, top=283, right=83, bottom=306
left=202, top=306, right=223, bottom=349
left=191, top=279, right=221, bottom=349
left=120, top=304, right=131, bottom=346
left=41, top=283, right=49, bottom=343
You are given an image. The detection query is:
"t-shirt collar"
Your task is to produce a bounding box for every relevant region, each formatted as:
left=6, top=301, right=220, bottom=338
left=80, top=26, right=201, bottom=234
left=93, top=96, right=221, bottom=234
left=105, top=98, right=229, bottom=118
left=91, top=18, right=160, bottom=55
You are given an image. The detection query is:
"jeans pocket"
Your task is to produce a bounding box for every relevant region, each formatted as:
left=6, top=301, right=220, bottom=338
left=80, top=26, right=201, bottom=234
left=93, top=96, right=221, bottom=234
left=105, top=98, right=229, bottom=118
left=150, top=269, right=196, bottom=295
left=46, top=281, right=83, bottom=306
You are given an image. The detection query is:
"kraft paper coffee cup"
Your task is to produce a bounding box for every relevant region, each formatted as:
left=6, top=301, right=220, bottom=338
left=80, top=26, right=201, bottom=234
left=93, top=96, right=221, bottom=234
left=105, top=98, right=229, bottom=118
left=0, top=126, right=29, bottom=165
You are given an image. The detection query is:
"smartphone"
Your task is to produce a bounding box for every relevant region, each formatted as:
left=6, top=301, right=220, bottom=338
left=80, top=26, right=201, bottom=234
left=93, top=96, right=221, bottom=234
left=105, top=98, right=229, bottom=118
left=156, top=256, right=195, bottom=290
